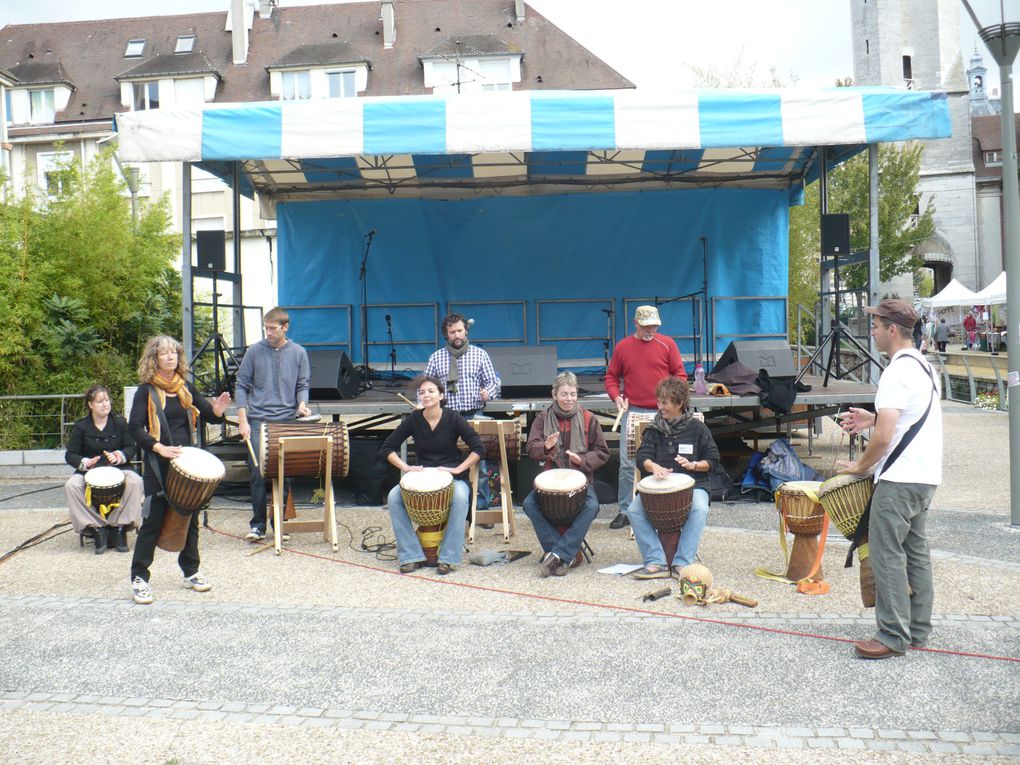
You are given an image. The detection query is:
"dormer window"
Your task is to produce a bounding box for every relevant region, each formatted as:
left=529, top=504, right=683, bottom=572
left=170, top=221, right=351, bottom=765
left=175, top=35, right=196, bottom=54
left=280, top=71, right=311, bottom=100
left=125, top=39, right=146, bottom=58
left=131, top=81, right=160, bottom=110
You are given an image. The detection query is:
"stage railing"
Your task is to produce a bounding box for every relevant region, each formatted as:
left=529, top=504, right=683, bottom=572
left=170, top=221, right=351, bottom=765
left=710, top=295, right=787, bottom=357
left=282, top=304, right=353, bottom=356
left=366, top=302, right=440, bottom=368
left=537, top=297, right=616, bottom=366
left=448, top=300, right=526, bottom=346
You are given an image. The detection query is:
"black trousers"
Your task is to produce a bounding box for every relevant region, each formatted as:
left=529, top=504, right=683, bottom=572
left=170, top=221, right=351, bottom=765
left=130, top=494, right=200, bottom=583
left=247, top=418, right=293, bottom=532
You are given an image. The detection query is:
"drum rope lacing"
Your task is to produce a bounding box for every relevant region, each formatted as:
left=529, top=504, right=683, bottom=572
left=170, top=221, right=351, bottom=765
left=201, top=520, right=1020, bottom=665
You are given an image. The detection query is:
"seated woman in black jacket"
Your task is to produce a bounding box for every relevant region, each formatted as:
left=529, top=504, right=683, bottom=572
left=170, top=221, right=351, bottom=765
left=64, top=385, right=143, bottom=554
left=626, top=376, right=720, bottom=579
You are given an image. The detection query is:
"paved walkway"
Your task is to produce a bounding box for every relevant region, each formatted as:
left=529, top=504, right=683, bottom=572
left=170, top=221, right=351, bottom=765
left=0, top=405, right=1017, bottom=764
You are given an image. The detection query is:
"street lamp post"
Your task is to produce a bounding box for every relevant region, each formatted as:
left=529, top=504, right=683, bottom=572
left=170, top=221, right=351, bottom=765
left=961, top=2, right=1020, bottom=526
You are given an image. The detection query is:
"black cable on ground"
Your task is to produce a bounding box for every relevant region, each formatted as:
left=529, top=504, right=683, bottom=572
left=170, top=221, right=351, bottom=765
left=0, top=484, right=65, bottom=504
left=0, top=522, right=72, bottom=565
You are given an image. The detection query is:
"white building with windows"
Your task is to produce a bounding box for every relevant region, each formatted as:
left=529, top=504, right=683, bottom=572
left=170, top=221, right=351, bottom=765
left=0, top=0, right=631, bottom=350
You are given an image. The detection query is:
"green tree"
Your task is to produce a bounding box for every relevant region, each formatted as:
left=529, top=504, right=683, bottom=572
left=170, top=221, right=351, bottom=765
left=0, top=148, right=181, bottom=410
left=788, top=142, right=935, bottom=340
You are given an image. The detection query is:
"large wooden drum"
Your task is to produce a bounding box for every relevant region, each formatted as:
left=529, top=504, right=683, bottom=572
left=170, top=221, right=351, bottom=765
left=818, top=473, right=876, bottom=607
left=636, top=473, right=695, bottom=565
left=534, top=469, right=587, bottom=526
left=776, top=480, right=825, bottom=581
left=400, top=469, right=454, bottom=565
left=158, top=447, right=224, bottom=552
left=260, top=421, right=350, bottom=479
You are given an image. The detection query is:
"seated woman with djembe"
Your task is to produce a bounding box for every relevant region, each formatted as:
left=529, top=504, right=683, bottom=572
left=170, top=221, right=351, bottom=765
left=627, top=376, right=720, bottom=580
left=64, top=385, right=143, bottom=554
left=521, top=371, right=610, bottom=577
left=381, top=376, right=485, bottom=575
left=128, top=335, right=230, bottom=605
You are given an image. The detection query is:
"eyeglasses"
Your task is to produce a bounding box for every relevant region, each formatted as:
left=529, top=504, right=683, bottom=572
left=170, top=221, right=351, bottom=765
left=264, top=324, right=283, bottom=331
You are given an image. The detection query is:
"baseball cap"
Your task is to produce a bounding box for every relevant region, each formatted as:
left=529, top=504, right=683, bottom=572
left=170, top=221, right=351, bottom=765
left=634, top=305, right=661, bottom=326
left=864, top=298, right=916, bottom=331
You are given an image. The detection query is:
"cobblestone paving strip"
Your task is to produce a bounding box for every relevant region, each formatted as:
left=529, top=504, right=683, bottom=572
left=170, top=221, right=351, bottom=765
left=1, top=691, right=1016, bottom=756
left=0, top=594, right=1015, bottom=630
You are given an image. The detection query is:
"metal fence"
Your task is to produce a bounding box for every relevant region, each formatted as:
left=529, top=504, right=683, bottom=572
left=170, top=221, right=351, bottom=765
left=931, top=353, right=1009, bottom=410
left=0, top=394, right=87, bottom=450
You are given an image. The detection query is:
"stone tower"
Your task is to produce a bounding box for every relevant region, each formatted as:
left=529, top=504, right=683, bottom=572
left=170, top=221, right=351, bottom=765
left=850, top=0, right=980, bottom=294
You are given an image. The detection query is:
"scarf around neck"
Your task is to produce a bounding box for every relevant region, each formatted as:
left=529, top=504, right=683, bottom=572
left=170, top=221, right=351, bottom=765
left=541, top=402, right=587, bottom=467
left=147, top=373, right=197, bottom=444
left=649, top=410, right=693, bottom=438
left=445, top=340, right=470, bottom=395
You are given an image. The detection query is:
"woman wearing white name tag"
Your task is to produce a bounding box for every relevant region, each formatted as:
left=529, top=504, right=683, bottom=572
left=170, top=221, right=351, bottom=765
left=627, top=376, right=720, bottom=580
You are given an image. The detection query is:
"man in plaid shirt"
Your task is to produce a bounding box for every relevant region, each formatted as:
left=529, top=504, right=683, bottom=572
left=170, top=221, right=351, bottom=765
left=424, top=313, right=501, bottom=509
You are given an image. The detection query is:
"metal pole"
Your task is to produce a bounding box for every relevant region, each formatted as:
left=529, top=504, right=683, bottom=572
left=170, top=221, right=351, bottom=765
left=961, top=0, right=1019, bottom=526
left=869, top=143, right=881, bottom=384
left=182, top=162, right=193, bottom=363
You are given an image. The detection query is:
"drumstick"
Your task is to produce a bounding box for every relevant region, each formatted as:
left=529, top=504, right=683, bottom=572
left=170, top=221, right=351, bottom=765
left=611, top=408, right=624, bottom=433
left=244, top=438, right=259, bottom=470
left=397, top=393, right=418, bottom=409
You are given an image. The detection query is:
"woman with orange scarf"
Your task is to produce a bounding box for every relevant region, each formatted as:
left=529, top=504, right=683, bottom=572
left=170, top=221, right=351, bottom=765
left=128, top=335, right=230, bottom=605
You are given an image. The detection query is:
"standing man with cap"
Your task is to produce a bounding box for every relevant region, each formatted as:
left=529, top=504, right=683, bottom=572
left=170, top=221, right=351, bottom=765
left=837, top=298, right=942, bottom=659
left=604, top=305, right=687, bottom=529
left=235, top=307, right=312, bottom=542
left=424, top=313, right=501, bottom=510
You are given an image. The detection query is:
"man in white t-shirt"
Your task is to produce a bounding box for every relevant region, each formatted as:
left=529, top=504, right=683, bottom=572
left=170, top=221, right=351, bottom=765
left=838, top=298, right=942, bottom=660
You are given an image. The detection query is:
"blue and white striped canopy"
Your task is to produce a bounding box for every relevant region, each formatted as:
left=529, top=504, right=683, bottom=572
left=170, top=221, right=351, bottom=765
left=114, top=87, right=950, bottom=198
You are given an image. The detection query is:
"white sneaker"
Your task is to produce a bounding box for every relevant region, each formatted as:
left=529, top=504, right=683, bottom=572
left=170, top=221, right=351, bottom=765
left=245, top=528, right=265, bottom=542
left=131, top=576, right=153, bottom=605
left=183, top=572, right=212, bottom=592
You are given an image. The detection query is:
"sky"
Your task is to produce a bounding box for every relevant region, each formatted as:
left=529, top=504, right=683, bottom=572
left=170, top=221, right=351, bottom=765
left=0, top=0, right=1015, bottom=100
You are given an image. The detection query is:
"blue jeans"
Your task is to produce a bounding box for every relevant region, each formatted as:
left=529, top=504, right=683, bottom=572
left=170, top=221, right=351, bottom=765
left=616, top=406, right=657, bottom=513
left=522, top=485, right=599, bottom=562
left=626, top=487, right=709, bottom=567
left=387, top=478, right=469, bottom=565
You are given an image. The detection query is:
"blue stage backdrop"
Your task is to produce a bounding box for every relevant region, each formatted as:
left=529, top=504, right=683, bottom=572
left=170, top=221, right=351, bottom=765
left=278, top=187, right=789, bottom=371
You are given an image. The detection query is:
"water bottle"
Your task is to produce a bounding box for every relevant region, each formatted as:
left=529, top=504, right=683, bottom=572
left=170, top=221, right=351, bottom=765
left=693, top=363, right=707, bottom=395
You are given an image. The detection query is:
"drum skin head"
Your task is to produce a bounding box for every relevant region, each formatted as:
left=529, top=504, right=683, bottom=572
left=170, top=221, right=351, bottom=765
left=637, top=473, right=695, bottom=494
left=84, top=465, right=124, bottom=488
left=779, top=480, right=823, bottom=495
left=820, top=472, right=870, bottom=496
left=172, top=447, right=226, bottom=480
left=534, top=468, right=586, bottom=493
left=400, top=467, right=453, bottom=493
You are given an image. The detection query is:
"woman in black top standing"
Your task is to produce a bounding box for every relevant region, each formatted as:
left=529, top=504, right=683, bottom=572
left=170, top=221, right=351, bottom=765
left=128, top=335, right=230, bottom=605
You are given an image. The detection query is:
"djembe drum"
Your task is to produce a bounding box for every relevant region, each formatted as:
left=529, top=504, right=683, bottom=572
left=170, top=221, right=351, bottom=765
left=534, top=469, right=588, bottom=566
left=158, top=447, right=225, bottom=552
left=84, top=466, right=125, bottom=519
left=776, top=480, right=825, bottom=581
left=260, top=421, right=350, bottom=479
left=400, top=469, right=454, bottom=566
left=817, top=473, right=876, bottom=607
left=636, top=473, right=695, bottom=564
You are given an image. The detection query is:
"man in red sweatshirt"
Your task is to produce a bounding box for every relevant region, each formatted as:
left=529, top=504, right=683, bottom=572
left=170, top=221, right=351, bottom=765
left=604, top=305, right=687, bottom=528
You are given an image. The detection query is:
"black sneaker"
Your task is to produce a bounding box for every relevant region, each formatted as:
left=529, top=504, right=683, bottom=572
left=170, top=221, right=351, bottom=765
left=609, top=513, right=630, bottom=529
left=539, top=552, right=562, bottom=578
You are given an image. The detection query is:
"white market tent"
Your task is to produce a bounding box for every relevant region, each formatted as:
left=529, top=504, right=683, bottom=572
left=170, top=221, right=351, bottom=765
left=973, top=271, right=1007, bottom=304
left=922, top=278, right=979, bottom=308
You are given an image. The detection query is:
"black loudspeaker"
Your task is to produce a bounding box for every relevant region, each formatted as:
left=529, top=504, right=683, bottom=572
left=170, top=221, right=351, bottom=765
left=712, top=340, right=797, bottom=377
left=196, top=230, right=226, bottom=271
left=308, top=350, right=361, bottom=399
left=821, top=213, right=850, bottom=255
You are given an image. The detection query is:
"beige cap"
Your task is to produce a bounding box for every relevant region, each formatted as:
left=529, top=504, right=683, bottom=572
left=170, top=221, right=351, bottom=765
left=634, top=305, right=661, bottom=326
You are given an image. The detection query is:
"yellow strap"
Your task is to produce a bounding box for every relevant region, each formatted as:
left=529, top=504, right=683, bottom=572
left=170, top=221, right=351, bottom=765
left=84, top=485, right=92, bottom=508
left=98, top=502, right=120, bottom=520
left=794, top=512, right=831, bottom=596
left=754, top=490, right=795, bottom=583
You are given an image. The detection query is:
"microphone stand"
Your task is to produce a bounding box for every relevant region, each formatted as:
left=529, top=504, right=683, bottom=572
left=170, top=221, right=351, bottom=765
left=384, top=313, right=401, bottom=387
left=654, top=290, right=703, bottom=368
left=601, top=307, right=614, bottom=373
left=359, top=230, right=375, bottom=389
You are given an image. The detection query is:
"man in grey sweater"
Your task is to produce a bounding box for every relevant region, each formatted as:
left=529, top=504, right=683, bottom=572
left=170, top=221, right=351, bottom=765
left=235, top=307, right=311, bottom=540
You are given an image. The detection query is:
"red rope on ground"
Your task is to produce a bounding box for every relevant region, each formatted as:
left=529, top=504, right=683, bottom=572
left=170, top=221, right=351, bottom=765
left=205, top=522, right=1020, bottom=664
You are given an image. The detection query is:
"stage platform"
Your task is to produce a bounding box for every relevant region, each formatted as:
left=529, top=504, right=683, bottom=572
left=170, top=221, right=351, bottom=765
left=297, top=373, right=876, bottom=439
